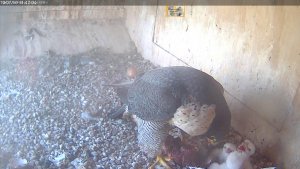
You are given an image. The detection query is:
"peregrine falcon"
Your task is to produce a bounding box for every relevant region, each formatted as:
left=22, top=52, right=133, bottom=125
left=108, top=66, right=231, bottom=167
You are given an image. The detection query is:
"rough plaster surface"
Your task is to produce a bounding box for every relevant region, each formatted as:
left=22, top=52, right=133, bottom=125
left=125, top=6, right=300, bottom=168
left=125, top=6, right=189, bottom=67
left=0, top=19, right=134, bottom=58
left=280, top=84, right=300, bottom=168
left=0, top=6, right=133, bottom=61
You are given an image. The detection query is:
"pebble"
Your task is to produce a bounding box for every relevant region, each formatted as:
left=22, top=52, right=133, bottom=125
left=0, top=51, right=155, bottom=169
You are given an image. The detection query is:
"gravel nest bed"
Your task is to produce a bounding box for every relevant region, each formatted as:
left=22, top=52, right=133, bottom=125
left=0, top=48, right=156, bottom=169
left=0, top=48, right=275, bottom=169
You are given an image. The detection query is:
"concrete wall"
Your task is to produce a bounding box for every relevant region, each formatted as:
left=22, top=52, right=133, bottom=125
left=0, top=6, right=135, bottom=62
left=125, top=6, right=300, bottom=168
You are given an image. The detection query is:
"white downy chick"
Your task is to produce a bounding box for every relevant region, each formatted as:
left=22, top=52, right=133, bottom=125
left=208, top=140, right=255, bottom=169
left=219, top=143, right=237, bottom=163
left=208, top=162, right=227, bottom=169
left=226, top=139, right=255, bottom=169
left=207, top=143, right=237, bottom=165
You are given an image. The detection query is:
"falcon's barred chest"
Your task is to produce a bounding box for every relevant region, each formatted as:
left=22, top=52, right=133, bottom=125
left=133, top=115, right=170, bottom=157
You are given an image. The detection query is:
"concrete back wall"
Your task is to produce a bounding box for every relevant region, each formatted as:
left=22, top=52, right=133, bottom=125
left=125, top=6, right=300, bottom=168
left=0, top=6, right=134, bottom=62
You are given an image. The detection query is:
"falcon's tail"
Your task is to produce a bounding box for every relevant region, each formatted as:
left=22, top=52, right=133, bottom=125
left=108, top=104, right=128, bottom=119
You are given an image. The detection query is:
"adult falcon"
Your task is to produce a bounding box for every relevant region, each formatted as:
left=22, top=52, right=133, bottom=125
left=107, top=66, right=231, bottom=168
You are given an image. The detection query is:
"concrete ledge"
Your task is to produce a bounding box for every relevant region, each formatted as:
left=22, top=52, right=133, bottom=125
left=0, top=20, right=135, bottom=60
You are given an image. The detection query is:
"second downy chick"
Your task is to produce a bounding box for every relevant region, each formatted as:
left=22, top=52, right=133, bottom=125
left=206, top=142, right=237, bottom=165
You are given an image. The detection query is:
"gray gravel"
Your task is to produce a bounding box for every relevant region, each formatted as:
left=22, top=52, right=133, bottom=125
left=0, top=48, right=156, bottom=169
left=0, top=48, right=275, bottom=169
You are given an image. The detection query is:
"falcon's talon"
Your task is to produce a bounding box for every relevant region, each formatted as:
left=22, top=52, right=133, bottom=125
left=149, top=155, right=172, bottom=169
